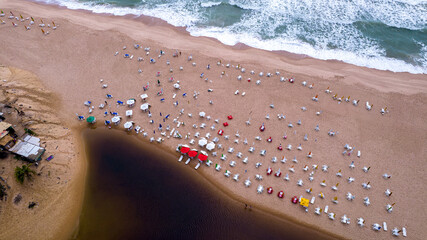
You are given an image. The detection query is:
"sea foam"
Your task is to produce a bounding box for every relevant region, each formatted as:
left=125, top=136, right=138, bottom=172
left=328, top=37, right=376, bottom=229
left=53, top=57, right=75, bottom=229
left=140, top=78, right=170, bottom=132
left=33, top=0, right=427, bottom=74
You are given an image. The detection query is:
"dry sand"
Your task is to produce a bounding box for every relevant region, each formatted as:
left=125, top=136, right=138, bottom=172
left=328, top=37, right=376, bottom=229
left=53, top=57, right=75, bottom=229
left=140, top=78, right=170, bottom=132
left=0, top=0, right=426, bottom=239
left=0, top=66, right=86, bottom=240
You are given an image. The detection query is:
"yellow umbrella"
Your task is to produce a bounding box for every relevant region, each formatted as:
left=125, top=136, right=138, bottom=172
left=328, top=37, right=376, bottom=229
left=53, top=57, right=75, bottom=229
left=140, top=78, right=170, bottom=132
left=300, top=198, right=309, bottom=207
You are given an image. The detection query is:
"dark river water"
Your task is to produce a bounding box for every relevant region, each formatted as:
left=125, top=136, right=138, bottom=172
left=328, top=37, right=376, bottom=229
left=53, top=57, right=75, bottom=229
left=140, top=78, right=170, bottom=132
left=77, top=128, right=337, bottom=240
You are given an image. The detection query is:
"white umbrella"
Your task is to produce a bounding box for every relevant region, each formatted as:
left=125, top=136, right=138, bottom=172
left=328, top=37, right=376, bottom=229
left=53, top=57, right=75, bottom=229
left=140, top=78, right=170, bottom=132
left=173, top=83, right=180, bottom=89
left=199, top=111, right=206, bottom=118
left=126, top=110, right=133, bottom=117
left=140, top=94, right=148, bottom=101
left=111, top=116, right=121, bottom=124
left=198, top=138, right=208, bottom=147
left=124, top=121, right=133, bottom=130
left=140, top=103, right=150, bottom=111
left=206, top=142, right=215, bottom=151
left=127, top=99, right=135, bottom=106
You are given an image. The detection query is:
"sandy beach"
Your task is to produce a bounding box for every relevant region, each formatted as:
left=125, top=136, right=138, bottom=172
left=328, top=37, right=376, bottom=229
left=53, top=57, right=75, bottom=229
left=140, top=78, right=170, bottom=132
left=0, top=0, right=426, bottom=239
left=0, top=66, right=86, bottom=239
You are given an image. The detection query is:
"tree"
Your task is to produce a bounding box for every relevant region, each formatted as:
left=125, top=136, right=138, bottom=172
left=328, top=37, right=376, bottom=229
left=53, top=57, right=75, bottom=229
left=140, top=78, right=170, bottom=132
left=14, top=164, right=35, bottom=184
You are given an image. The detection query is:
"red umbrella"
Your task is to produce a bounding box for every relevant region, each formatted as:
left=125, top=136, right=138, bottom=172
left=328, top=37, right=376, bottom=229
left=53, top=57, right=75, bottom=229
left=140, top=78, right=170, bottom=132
left=227, top=115, right=233, bottom=120
left=188, top=149, right=198, bottom=158
left=223, top=122, right=229, bottom=127
left=180, top=145, right=190, bottom=154
left=266, top=168, right=272, bottom=175
left=278, top=191, right=284, bottom=198
left=218, top=129, right=224, bottom=135
left=291, top=196, right=298, bottom=204
left=267, top=187, right=273, bottom=194
left=198, top=151, right=208, bottom=161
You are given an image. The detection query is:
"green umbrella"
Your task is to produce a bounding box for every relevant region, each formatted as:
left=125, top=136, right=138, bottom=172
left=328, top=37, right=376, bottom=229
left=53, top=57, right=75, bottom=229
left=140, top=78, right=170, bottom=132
left=86, top=116, right=96, bottom=123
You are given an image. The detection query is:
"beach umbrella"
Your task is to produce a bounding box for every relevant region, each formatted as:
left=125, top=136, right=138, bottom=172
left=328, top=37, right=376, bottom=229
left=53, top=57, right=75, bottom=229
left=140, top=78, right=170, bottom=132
left=198, top=150, right=208, bottom=161
left=267, top=187, right=273, bottom=194
left=126, top=110, right=133, bottom=117
left=140, top=103, right=150, bottom=111
left=111, top=116, right=121, bottom=125
left=124, top=121, right=133, bottom=130
left=86, top=116, right=96, bottom=124
left=300, top=197, right=309, bottom=207
left=127, top=98, right=135, bottom=107
left=188, top=149, right=198, bottom=158
left=140, top=94, right=148, bottom=101
left=206, top=142, right=215, bottom=151
left=199, top=112, right=206, bottom=118
left=278, top=191, right=284, bottom=198
left=173, top=83, right=180, bottom=89
left=180, top=145, right=190, bottom=154
left=291, top=196, right=298, bottom=204
left=198, top=138, right=208, bottom=147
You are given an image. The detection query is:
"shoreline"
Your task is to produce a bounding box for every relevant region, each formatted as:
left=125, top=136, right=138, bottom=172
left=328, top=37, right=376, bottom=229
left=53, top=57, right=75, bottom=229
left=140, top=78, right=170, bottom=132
left=0, top=0, right=426, bottom=239
left=29, top=0, right=427, bottom=75
left=11, top=0, right=427, bottom=97
left=80, top=127, right=341, bottom=239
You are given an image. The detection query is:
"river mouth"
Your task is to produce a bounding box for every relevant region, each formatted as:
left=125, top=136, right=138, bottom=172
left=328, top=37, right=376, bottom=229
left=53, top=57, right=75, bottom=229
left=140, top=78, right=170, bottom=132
left=77, top=128, right=336, bottom=240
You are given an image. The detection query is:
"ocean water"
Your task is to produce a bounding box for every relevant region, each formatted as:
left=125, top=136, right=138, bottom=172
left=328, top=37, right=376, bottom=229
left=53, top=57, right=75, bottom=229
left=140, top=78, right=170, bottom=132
left=35, top=0, right=427, bottom=74
left=78, top=128, right=337, bottom=239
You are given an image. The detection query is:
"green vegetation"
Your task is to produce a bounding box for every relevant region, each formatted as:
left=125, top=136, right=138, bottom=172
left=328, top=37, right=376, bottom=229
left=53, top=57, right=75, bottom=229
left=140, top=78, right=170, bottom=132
left=24, top=128, right=37, bottom=136
left=14, top=164, right=35, bottom=184
left=0, top=182, right=6, bottom=201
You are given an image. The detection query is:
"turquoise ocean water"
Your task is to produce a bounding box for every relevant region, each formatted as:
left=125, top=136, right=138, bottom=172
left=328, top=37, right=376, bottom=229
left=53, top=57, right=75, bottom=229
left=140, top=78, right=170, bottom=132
left=35, top=0, right=426, bottom=74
